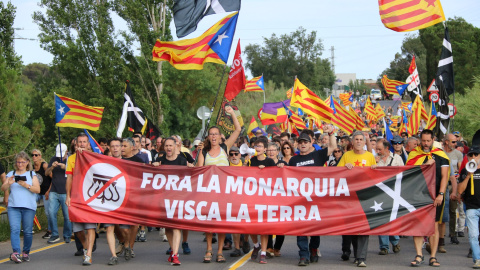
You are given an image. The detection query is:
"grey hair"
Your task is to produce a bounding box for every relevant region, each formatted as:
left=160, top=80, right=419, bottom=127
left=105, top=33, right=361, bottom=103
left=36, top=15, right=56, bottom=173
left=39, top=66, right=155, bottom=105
left=123, top=138, right=135, bottom=147
left=352, top=131, right=365, bottom=141
left=407, top=136, right=419, bottom=144
left=267, top=142, right=280, bottom=151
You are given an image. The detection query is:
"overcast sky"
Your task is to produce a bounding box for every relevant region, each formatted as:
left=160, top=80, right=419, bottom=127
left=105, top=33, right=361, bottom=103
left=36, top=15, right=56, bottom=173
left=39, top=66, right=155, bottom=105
left=9, top=0, right=480, bottom=81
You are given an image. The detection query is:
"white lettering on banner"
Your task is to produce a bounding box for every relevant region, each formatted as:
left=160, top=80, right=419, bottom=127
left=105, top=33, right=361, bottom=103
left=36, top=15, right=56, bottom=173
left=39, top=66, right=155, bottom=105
left=142, top=173, right=192, bottom=191
left=197, top=174, right=221, bottom=193
left=257, top=204, right=321, bottom=222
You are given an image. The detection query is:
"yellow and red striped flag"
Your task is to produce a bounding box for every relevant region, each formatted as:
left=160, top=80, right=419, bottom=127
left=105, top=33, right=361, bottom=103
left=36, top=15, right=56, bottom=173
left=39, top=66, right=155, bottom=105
left=325, top=96, right=356, bottom=135
left=33, top=215, right=41, bottom=230
left=407, top=95, right=424, bottom=135
left=152, top=12, right=238, bottom=70
left=375, top=103, right=386, bottom=120
left=381, top=75, right=407, bottom=96
left=378, top=0, right=445, bottom=32
left=244, top=75, right=265, bottom=92
left=286, top=87, right=294, bottom=99
left=364, top=97, right=377, bottom=122
left=55, top=94, right=104, bottom=131
left=401, top=101, right=412, bottom=113
left=289, top=109, right=307, bottom=130
left=339, top=92, right=353, bottom=107
left=291, top=78, right=333, bottom=123
left=426, top=103, right=437, bottom=130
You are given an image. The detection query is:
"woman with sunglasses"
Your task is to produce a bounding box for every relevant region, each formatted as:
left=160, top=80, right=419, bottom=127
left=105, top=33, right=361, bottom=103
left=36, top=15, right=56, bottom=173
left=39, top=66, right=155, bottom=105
left=328, top=147, right=344, bottom=167
left=32, top=149, right=52, bottom=239
left=2, top=152, right=40, bottom=263
left=281, top=141, right=295, bottom=164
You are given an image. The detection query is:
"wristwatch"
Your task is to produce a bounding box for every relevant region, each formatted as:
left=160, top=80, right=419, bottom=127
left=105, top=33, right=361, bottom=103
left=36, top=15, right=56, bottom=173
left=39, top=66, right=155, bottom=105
left=27, top=185, right=31, bottom=190
left=439, top=192, right=444, bottom=196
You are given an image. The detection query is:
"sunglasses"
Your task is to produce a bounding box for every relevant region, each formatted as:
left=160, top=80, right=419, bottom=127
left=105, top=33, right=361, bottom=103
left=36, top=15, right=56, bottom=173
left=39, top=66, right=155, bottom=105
left=32, top=154, right=40, bottom=157
left=468, top=153, right=479, bottom=157
left=283, top=147, right=290, bottom=150
left=145, top=143, right=150, bottom=146
left=450, top=141, right=457, bottom=144
left=392, top=142, right=403, bottom=145
left=333, top=150, right=342, bottom=153
left=229, top=152, right=239, bottom=156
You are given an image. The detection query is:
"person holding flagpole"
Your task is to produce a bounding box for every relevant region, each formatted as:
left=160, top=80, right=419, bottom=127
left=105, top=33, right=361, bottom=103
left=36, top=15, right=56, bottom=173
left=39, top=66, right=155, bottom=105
left=196, top=105, right=241, bottom=263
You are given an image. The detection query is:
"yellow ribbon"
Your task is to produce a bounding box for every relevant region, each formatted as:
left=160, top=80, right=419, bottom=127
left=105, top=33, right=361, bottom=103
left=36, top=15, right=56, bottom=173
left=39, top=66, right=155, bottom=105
left=471, top=174, right=475, bottom=195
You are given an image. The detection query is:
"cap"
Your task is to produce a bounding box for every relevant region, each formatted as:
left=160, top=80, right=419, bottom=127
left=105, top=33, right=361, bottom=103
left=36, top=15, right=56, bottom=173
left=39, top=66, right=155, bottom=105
left=456, top=141, right=464, bottom=148
left=453, top=131, right=461, bottom=137
left=297, top=133, right=311, bottom=143
left=229, top=146, right=240, bottom=153
left=56, top=143, right=68, bottom=158
left=193, top=139, right=201, bottom=146
left=468, top=145, right=480, bottom=155
left=391, top=135, right=403, bottom=143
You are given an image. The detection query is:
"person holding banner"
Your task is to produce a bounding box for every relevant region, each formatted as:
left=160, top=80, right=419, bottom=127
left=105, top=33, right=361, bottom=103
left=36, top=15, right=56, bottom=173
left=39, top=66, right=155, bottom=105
left=288, top=124, right=336, bottom=266
left=337, top=131, right=377, bottom=267
left=196, top=105, right=241, bottom=263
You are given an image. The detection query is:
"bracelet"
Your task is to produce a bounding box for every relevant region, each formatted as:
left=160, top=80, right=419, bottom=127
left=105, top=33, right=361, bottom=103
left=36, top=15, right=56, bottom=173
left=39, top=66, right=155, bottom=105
left=328, top=132, right=334, bottom=136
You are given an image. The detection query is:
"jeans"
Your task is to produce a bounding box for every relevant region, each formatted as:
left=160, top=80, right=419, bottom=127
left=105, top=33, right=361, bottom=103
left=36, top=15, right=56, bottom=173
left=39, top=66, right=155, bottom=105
left=37, top=194, right=52, bottom=232
left=378, top=235, right=399, bottom=250
left=466, top=209, right=480, bottom=261
left=8, top=207, right=36, bottom=254
left=49, top=192, right=72, bottom=239
left=297, top=236, right=320, bottom=259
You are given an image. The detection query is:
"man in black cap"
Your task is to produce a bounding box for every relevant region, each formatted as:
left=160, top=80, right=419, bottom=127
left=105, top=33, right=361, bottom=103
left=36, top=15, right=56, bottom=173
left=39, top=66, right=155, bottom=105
left=391, top=135, right=407, bottom=164
left=288, top=124, right=336, bottom=266
left=457, top=145, right=480, bottom=269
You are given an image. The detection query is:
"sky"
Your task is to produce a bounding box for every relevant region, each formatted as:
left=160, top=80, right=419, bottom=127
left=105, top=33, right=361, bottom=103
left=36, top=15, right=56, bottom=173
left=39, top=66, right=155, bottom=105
left=9, top=0, right=480, bottom=81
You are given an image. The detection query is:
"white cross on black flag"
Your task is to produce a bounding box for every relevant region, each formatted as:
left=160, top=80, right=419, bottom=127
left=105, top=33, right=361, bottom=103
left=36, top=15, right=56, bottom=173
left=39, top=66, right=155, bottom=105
left=436, top=25, right=454, bottom=96
left=356, top=167, right=432, bottom=230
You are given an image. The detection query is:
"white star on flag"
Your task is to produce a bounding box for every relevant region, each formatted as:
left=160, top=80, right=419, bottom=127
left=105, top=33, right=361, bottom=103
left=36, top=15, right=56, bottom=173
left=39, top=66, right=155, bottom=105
left=58, top=105, right=65, bottom=115
left=370, top=201, right=383, bottom=212
left=215, top=31, right=228, bottom=45
left=258, top=80, right=263, bottom=86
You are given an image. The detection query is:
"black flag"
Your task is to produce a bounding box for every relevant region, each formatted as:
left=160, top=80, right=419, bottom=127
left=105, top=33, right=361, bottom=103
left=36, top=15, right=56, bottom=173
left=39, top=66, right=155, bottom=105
left=435, top=79, right=450, bottom=139
left=436, top=26, right=454, bottom=96
left=356, top=167, right=432, bottom=230
left=116, top=81, right=147, bottom=137
left=173, top=0, right=241, bottom=38
left=145, top=117, right=162, bottom=141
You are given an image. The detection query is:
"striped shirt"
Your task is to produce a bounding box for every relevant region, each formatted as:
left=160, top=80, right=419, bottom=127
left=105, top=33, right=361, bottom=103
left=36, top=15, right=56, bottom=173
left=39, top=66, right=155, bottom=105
left=205, top=148, right=229, bottom=166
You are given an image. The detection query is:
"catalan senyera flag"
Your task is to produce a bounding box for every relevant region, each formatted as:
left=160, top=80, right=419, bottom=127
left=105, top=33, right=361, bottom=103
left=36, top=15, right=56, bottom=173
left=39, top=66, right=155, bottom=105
left=326, top=96, right=356, bottom=135
left=426, top=103, right=437, bottom=130
left=244, top=75, right=265, bottom=92
left=55, top=94, right=104, bottom=131
left=152, top=12, right=238, bottom=70
left=346, top=107, right=366, bottom=131
left=407, top=95, right=423, bottom=136
left=375, top=103, right=386, bottom=120
left=291, top=78, right=333, bottom=123
left=339, top=92, right=353, bottom=107
left=378, top=0, right=445, bottom=32
left=288, top=109, right=307, bottom=130
left=364, top=97, right=377, bottom=122
left=381, top=75, right=407, bottom=96
left=33, top=215, right=41, bottom=230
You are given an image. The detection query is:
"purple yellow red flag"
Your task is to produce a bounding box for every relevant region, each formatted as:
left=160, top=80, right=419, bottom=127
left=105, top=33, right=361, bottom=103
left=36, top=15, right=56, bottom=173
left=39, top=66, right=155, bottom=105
left=55, top=94, right=104, bottom=131
left=152, top=12, right=238, bottom=70
left=259, top=100, right=289, bottom=125
left=291, top=78, right=332, bottom=123
left=378, top=0, right=445, bottom=32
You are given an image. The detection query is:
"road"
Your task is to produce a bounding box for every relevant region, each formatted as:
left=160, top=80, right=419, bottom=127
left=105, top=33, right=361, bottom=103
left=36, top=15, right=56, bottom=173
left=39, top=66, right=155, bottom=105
left=0, top=227, right=476, bottom=269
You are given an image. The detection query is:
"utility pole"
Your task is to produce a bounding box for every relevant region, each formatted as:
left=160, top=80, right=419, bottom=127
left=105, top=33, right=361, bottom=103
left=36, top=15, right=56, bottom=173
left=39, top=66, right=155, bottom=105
left=330, top=46, right=335, bottom=74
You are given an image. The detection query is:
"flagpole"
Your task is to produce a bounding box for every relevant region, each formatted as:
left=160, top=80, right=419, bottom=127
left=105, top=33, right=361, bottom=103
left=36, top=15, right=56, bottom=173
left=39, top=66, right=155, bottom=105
left=54, top=92, right=63, bottom=160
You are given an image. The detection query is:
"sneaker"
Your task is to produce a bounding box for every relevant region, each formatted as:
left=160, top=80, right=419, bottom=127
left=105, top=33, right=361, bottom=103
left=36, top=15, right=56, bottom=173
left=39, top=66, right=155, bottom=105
left=115, top=242, right=125, bottom=256
left=242, top=240, right=251, bottom=254
left=230, top=248, right=242, bottom=257
left=273, top=249, right=282, bottom=257
left=131, top=249, right=135, bottom=258
left=298, top=257, right=309, bottom=266
left=393, top=244, right=401, bottom=253
left=474, top=259, right=480, bottom=269
left=47, top=235, right=60, bottom=243
left=138, top=230, right=146, bottom=242
left=166, top=247, right=172, bottom=254
left=259, top=254, right=267, bottom=264
left=124, top=248, right=132, bottom=261
left=42, top=231, right=52, bottom=239
left=171, top=254, right=181, bottom=266
left=10, top=252, right=22, bottom=263
left=341, top=251, right=350, bottom=261
left=64, top=237, right=71, bottom=244
left=108, top=256, right=118, bottom=265
left=468, top=248, right=473, bottom=258
left=75, top=249, right=84, bottom=256
left=21, top=253, right=30, bottom=262
left=266, top=248, right=274, bottom=258
left=182, top=242, right=191, bottom=255
left=310, top=248, right=319, bottom=262
left=378, top=248, right=388, bottom=255
left=162, top=235, right=168, bottom=242
left=357, top=259, right=367, bottom=267
left=159, top=227, right=165, bottom=237
left=251, top=244, right=261, bottom=260
left=353, top=259, right=359, bottom=264
left=438, top=245, right=447, bottom=253
left=83, top=255, right=92, bottom=265
left=450, top=236, right=460, bottom=244
left=82, top=249, right=87, bottom=260
left=458, top=231, right=465, bottom=237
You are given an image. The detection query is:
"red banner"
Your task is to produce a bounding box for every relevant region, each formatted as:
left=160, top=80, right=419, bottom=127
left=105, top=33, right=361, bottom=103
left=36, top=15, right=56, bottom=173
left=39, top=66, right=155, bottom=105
left=70, top=151, right=436, bottom=236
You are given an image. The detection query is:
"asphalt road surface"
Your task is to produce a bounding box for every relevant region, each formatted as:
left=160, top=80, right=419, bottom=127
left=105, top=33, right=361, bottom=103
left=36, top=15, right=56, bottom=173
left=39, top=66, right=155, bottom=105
left=0, top=226, right=477, bottom=269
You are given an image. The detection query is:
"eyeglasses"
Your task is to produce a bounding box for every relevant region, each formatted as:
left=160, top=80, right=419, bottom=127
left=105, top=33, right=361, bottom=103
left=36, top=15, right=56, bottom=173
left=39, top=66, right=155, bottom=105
left=392, top=142, right=403, bottom=145
left=333, top=150, right=342, bottom=153
left=32, top=154, right=40, bottom=157
left=16, top=161, right=27, bottom=164
left=229, top=152, right=239, bottom=156
left=266, top=149, right=277, bottom=152
left=254, top=145, right=264, bottom=148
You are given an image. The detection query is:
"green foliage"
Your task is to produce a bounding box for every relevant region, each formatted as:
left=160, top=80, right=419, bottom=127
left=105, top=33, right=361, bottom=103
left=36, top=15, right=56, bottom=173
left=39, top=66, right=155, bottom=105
left=0, top=1, right=21, bottom=70
left=244, top=27, right=335, bottom=91
left=454, top=76, right=480, bottom=142
left=348, top=79, right=369, bottom=93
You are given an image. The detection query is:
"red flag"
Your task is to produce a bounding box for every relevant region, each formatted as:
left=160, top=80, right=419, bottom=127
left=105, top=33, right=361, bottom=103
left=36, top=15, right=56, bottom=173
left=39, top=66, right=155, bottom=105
left=223, top=40, right=246, bottom=101
left=409, top=56, right=417, bottom=74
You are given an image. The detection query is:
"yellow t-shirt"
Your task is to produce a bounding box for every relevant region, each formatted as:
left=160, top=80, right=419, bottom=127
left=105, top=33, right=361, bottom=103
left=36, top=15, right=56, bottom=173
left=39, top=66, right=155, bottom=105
left=337, top=150, right=376, bottom=167
left=66, top=153, right=76, bottom=175
left=229, top=161, right=243, bottom=166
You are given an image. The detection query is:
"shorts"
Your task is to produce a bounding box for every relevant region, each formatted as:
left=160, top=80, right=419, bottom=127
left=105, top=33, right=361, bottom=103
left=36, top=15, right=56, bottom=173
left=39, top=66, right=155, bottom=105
left=104, top=224, right=131, bottom=229
left=441, top=189, right=450, bottom=223
left=435, top=195, right=446, bottom=222
left=73, top=222, right=97, bottom=233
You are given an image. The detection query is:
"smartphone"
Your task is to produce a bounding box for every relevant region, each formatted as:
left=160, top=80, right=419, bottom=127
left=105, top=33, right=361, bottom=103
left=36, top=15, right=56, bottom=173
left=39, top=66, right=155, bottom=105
left=14, top=175, right=27, bottom=182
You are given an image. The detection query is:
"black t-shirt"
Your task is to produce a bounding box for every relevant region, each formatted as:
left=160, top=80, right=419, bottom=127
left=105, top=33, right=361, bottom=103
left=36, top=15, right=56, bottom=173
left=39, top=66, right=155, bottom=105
left=276, top=160, right=288, bottom=166
left=48, top=156, right=68, bottom=194
left=248, top=156, right=276, bottom=167
left=288, top=148, right=329, bottom=167
left=123, top=155, right=146, bottom=164
left=422, top=152, right=449, bottom=193
left=180, top=152, right=195, bottom=163
left=36, top=161, right=52, bottom=195
left=460, top=168, right=480, bottom=210
left=157, top=155, right=187, bottom=166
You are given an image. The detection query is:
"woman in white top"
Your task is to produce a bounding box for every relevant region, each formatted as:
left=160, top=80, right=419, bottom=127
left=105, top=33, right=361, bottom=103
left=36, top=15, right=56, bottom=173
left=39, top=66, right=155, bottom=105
left=196, top=105, right=241, bottom=263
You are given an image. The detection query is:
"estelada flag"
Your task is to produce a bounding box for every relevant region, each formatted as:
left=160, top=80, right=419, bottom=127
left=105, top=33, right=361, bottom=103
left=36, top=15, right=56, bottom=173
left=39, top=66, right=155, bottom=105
left=381, top=75, right=407, bottom=96
left=426, top=103, right=437, bottom=130
left=224, top=40, right=246, bottom=101
left=364, top=97, right=377, bottom=122
left=325, top=96, right=356, bottom=135
left=291, top=78, right=332, bottom=123
left=55, top=93, right=104, bottom=131
left=339, top=92, right=353, bottom=107
left=244, top=75, right=265, bottom=92
left=378, top=0, right=445, bottom=32
left=152, top=12, right=238, bottom=70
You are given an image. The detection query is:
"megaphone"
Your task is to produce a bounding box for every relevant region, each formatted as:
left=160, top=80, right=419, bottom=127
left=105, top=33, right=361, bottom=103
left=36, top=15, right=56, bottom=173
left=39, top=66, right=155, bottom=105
left=466, top=159, right=478, bottom=173
left=240, top=143, right=256, bottom=156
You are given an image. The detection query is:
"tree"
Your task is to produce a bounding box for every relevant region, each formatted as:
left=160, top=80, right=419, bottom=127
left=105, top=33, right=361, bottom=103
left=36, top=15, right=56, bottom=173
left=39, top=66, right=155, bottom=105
left=0, top=1, right=21, bottom=70
left=454, top=76, right=480, bottom=142
left=244, top=27, right=335, bottom=93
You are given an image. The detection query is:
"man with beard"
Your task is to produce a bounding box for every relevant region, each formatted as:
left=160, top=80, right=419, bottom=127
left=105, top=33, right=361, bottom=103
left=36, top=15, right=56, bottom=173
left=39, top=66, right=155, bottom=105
left=407, top=129, right=449, bottom=267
